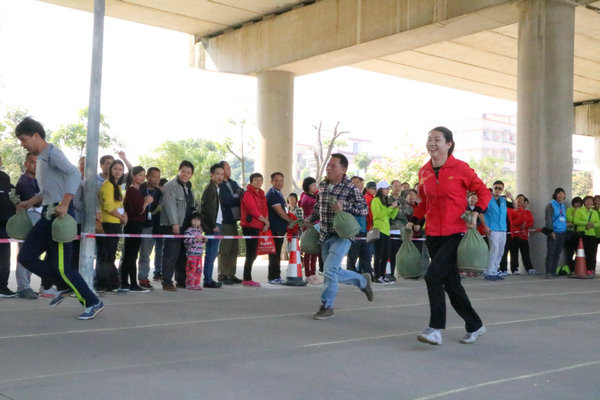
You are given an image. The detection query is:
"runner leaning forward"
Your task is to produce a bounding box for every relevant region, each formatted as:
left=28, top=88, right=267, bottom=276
left=15, top=117, right=104, bottom=320
left=406, top=126, right=491, bottom=345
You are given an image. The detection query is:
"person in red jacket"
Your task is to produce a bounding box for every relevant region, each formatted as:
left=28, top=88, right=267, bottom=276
left=407, top=126, right=491, bottom=346
left=240, top=173, right=270, bottom=287
left=508, top=194, right=537, bottom=275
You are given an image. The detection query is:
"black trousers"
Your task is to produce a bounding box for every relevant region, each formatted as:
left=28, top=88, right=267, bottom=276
left=242, top=227, right=259, bottom=281
left=424, top=234, right=483, bottom=332
left=582, top=235, right=598, bottom=271
left=346, top=232, right=373, bottom=274
left=268, top=234, right=284, bottom=281
left=121, top=221, right=144, bottom=287
left=388, top=234, right=402, bottom=276
left=564, top=231, right=578, bottom=271
left=96, top=223, right=122, bottom=290
left=374, top=233, right=391, bottom=279
left=160, top=225, right=187, bottom=287
left=0, top=222, right=11, bottom=291
left=509, top=237, right=534, bottom=272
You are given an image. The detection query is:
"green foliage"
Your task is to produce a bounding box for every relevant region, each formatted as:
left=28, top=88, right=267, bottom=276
left=468, top=156, right=515, bottom=193
left=0, top=107, right=29, bottom=183
left=353, top=152, right=373, bottom=175
left=368, top=148, right=427, bottom=185
left=572, top=170, right=593, bottom=198
left=139, top=138, right=226, bottom=198
left=52, top=107, right=121, bottom=157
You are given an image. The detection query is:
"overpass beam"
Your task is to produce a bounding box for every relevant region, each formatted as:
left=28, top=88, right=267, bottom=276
left=517, top=0, right=575, bottom=270
left=257, top=70, right=294, bottom=194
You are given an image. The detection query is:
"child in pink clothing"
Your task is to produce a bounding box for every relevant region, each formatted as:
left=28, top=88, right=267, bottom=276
left=184, top=212, right=207, bottom=290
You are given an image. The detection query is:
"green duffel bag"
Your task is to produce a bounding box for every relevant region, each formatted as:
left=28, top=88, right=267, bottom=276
left=6, top=210, right=33, bottom=240
left=52, top=213, right=78, bottom=243
left=333, top=210, right=361, bottom=239
left=396, top=230, right=425, bottom=279
left=457, top=228, right=489, bottom=273
left=301, top=224, right=321, bottom=255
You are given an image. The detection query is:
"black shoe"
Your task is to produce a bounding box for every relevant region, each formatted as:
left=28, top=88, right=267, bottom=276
left=219, top=278, right=234, bottom=285
left=176, top=283, right=186, bottom=289
left=203, top=281, right=222, bottom=288
left=0, top=288, right=17, bottom=298
left=231, top=276, right=243, bottom=284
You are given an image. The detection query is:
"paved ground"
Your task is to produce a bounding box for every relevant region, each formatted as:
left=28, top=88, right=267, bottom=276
left=1, top=258, right=599, bottom=400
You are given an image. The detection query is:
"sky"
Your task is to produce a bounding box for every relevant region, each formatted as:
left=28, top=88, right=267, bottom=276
left=0, top=0, right=590, bottom=168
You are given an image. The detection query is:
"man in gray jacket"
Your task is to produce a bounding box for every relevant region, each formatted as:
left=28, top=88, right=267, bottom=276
left=160, top=160, right=196, bottom=291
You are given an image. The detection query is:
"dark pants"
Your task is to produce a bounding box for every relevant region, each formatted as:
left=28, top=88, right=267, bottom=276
left=374, top=233, right=391, bottom=279
left=582, top=235, right=598, bottom=271
left=509, top=237, right=534, bottom=272
left=268, top=234, right=284, bottom=281
left=96, top=223, right=122, bottom=290
left=424, top=234, right=483, bottom=332
left=160, top=225, right=187, bottom=286
left=242, top=227, right=259, bottom=281
left=218, top=222, right=239, bottom=280
left=121, top=221, right=144, bottom=287
left=499, top=235, right=511, bottom=272
left=388, top=234, right=402, bottom=276
left=564, top=231, right=578, bottom=272
left=0, top=222, right=11, bottom=291
left=18, top=212, right=98, bottom=307
left=346, top=232, right=373, bottom=274
left=545, top=232, right=566, bottom=275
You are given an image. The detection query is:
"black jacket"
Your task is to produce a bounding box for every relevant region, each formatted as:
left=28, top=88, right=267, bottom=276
left=218, top=178, right=242, bottom=223
left=0, top=171, right=16, bottom=222
left=200, top=182, right=220, bottom=233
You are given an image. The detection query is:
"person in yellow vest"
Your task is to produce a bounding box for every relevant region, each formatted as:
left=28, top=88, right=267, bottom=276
left=573, top=196, right=599, bottom=276
left=371, top=181, right=399, bottom=284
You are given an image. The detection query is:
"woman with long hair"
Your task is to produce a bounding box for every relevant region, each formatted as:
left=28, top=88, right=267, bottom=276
left=407, top=126, right=491, bottom=345
left=97, top=160, right=128, bottom=293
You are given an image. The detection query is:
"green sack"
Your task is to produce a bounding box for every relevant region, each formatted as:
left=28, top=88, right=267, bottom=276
left=457, top=228, right=489, bottom=273
left=6, top=210, right=33, bottom=240
left=396, top=230, right=425, bottom=278
left=52, top=213, right=78, bottom=243
left=301, top=225, right=321, bottom=255
left=333, top=211, right=361, bottom=239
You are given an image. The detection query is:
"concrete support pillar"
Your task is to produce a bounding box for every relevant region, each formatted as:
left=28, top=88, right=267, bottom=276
left=594, top=137, right=600, bottom=194
left=257, top=70, right=294, bottom=194
left=517, top=0, right=575, bottom=268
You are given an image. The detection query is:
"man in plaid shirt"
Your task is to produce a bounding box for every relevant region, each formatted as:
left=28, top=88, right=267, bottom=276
left=306, top=153, right=374, bottom=320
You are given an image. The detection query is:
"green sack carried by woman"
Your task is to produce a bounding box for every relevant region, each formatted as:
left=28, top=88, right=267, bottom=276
left=301, top=224, right=321, bottom=255
left=46, top=204, right=78, bottom=243
left=5, top=189, right=32, bottom=240
left=330, top=198, right=360, bottom=239
left=396, top=229, right=425, bottom=278
left=457, top=227, right=488, bottom=273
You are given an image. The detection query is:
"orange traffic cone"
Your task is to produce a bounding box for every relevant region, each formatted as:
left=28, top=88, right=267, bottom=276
left=285, top=237, right=307, bottom=286
left=569, top=238, right=593, bottom=279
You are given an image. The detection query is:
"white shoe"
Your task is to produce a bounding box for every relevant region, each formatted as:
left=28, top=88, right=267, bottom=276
left=460, top=325, right=487, bottom=344
left=417, top=327, right=442, bottom=345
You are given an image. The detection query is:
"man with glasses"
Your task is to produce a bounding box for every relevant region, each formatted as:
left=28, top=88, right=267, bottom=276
left=480, top=180, right=513, bottom=281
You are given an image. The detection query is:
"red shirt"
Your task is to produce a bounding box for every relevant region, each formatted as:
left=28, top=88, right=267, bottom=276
left=413, top=155, right=491, bottom=236
left=508, top=207, right=534, bottom=239
left=241, top=184, right=268, bottom=230
left=124, top=186, right=147, bottom=223
left=365, top=192, right=375, bottom=231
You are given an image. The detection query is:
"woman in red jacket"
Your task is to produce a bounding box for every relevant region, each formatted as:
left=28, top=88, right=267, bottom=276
left=407, top=126, right=491, bottom=346
left=508, top=194, right=536, bottom=275
left=240, top=173, right=270, bottom=287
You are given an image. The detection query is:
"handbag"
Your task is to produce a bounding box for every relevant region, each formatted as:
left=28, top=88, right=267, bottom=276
left=366, top=228, right=380, bottom=243
left=256, top=229, right=276, bottom=255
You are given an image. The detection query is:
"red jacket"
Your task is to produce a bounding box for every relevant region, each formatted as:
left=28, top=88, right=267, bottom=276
left=365, top=192, right=375, bottom=231
left=508, top=207, right=534, bottom=239
left=413, top=155, right=491, bottom=236
left=241, top=184, right=268, bottom=230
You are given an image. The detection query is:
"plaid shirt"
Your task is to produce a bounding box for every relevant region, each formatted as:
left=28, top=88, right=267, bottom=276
left=307, top=174, right=368, bottom=243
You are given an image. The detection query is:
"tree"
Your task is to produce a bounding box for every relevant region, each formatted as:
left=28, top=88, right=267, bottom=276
left=313, top=121, right=349, bottom=180
left=139, top=138, right=226, bottom=199
left=52, top=107, right=121, bottom=157
left=223, top=115, right=255, bottom=185
left=468, top=156, right=515, bottom=193
left=228, top=157, right=254, bottom=185
left=353, top=152, right=374, bottom=176
left=572, top=170, right=593, bottom=198
left=0, top=107, right=29, bottom=183
left=368, top=151, right=427, bottom=185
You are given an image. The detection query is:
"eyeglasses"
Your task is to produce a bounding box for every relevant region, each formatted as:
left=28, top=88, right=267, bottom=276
left=493, top=187, right=503, bottom=191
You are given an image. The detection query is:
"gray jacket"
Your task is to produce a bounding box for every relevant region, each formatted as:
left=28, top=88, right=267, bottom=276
left=160, top=178, right=193, bottom=227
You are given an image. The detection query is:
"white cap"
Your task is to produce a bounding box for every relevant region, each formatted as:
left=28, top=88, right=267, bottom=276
left=376, top=180, right=391, bottom=190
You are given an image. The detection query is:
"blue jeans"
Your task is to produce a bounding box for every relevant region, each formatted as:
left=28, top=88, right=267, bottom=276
left=321, top=235, right=366, bottom=308
left=204, top=223, right=222, bottom=284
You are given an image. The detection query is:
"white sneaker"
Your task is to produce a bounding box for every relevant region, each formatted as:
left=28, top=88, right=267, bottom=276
left=460, top=325, right=487, bottom=344
left=417, top=327, right=442, bottom=345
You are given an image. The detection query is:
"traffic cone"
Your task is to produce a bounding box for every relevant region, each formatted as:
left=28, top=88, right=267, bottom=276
left=285, top=237, right=307, bottom=286
left=569, top=238, right=593, bottom=279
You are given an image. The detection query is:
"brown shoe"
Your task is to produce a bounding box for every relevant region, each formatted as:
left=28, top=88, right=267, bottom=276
left=313, top=305, right=334, bottom=320
left=163, top=284, right=177, bottom=292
